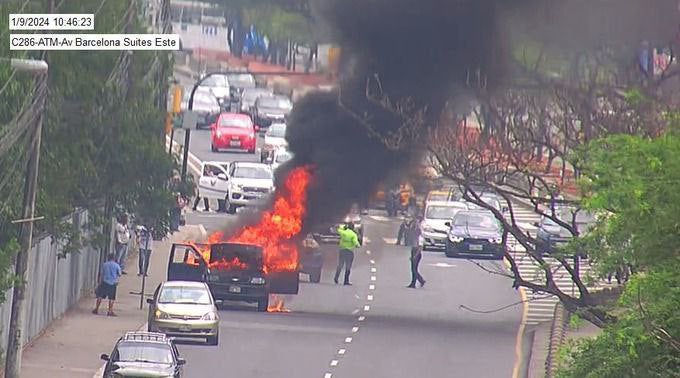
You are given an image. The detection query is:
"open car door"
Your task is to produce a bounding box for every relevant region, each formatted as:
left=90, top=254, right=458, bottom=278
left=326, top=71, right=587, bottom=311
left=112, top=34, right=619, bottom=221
left=198, top=162, right=230, bottom=200
left=167, top=243, right=207, bottom=282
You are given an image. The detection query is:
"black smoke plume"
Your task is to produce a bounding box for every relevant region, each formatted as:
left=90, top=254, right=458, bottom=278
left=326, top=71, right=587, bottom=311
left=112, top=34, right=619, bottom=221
left=230, top=0, right=678, bottom=236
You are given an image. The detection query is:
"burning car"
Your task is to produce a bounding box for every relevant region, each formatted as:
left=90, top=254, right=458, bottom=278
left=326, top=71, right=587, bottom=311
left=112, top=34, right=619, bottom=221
left=167, top=242, right=298, bottom=312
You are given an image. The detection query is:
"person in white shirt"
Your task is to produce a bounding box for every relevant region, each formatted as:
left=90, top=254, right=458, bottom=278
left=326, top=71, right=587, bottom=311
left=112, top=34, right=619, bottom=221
left=407, top=217, right=426, bottom=288
left=115, top=214, right=131, bottom=275
left=136, top=225, right=153, bottom=276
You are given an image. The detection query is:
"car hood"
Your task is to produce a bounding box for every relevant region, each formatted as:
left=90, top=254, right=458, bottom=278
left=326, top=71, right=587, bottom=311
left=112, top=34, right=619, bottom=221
left=258, top=107, right=289, bottom=116
left=216, top=127, right=253, bottom=137
left=192, top=102, right=220, bottom=113
left=540, top=224, right=574, bottom=239
left=422, top=219, right=450, bottom=233
left=449, top=226, right=502, bottom=239
left=264, top=136, right=287, bottom=147
left=208, top=87, right=229, bottom=98
left=111, top=361, right=174, bottom=377
left=157, top=303, right=214, bottom=317
left=231, top=177, right=274, bottom=188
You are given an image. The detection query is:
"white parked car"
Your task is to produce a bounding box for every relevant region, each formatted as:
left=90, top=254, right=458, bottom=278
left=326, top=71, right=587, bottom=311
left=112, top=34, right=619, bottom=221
left=225, top=162, right=275, bottom=214
left=420, top=201, right=469, bottom=250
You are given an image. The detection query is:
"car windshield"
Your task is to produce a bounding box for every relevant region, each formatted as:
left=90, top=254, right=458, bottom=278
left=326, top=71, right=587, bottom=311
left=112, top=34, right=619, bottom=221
left=202, top=75, right=228, bottom=88
left=219, top=117, right=252, bottom=129
left=193, top=94, right=218, bottom=107
left=267, top=124, right=286, bottom=138
left=425, top=205, right=465, bottom=220
left=158, top=286, right=212, bottom=305
left=116, top=343, right=173, bottom=364
left=258, top=97, right=292, bottom=109
left=453, top=213, right=500, bottom=230
left=275, top=151, right=292, bottom=163
left=243, top=89, right=271, bottom=102
left=468, top=198, right=501, bottom=211
left=228, top=74, right=255, bottom=86
left=233, top=166, right=273, bottom=179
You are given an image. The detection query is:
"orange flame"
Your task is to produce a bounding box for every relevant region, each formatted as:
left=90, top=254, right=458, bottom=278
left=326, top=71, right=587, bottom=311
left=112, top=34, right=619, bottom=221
left=209, top=256, right=249, bottom=270
left=267, top=295, right=291, bottom=313
left=199, top=166, right=313, bottom=274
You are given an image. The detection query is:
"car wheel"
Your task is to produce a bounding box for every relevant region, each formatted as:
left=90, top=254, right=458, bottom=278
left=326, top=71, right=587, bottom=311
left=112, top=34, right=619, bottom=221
left=225, top=199, right=237, bottom=214
left=207, top=333, right=219, bottom=346
left=445, top=241, right=457, bottom=258
left=211, top=144, right=217, bottom=152
left=257, top=296, right=269, bottom=312
left=248, top=148, right=256, bottom=154
left=310, top=269, right=321, bottom=283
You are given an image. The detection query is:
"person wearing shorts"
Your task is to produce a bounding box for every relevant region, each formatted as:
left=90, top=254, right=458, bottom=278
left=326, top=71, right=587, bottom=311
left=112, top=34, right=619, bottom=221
left=93, top=253, right=122, bottom=316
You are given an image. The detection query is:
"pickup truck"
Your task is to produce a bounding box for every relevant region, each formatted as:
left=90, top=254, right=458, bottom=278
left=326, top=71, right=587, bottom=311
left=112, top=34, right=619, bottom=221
left=167, top=242, right=299, bottom=312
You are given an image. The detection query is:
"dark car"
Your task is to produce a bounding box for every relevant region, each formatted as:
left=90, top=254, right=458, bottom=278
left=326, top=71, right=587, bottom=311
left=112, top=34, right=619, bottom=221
left=239, top=87, right=273, bottom=115
left=445, top=210, right=505, bottom=259
left=100, top=331, right=185, bottom=378
left=535, top=208, right=596, bottom=256
left=314, top=205, right=364, bottom=245
left=227, top=73, right=257, bottom=103
left=253, top=95, right=293, bottom=130
left=167, top=243, right=299, bottom=312
left=299, top=237, right=324, bottom=283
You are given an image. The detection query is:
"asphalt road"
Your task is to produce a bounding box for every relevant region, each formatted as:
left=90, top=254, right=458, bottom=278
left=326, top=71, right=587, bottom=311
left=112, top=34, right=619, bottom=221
left=176, top=214, right=521, bottom=378
left=171, top=79, right=523, bottom=377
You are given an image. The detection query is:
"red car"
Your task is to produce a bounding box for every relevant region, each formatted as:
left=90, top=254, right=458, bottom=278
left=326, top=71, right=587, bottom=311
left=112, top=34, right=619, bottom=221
left=210, top=113, right=258, bottom=153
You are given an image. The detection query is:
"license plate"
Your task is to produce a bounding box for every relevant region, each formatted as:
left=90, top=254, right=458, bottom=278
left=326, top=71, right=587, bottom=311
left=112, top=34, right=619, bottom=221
left=469, top=244, right=483, bottom=251
left=229, top=140, right=241, bottom=147
left=229, top=285, right=241, bottom=293
left=179, top=325, right=191, bottom=332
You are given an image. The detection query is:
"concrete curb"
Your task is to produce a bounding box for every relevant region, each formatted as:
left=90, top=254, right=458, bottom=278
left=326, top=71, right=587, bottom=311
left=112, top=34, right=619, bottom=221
left=545, top=303, right=569, bottom=377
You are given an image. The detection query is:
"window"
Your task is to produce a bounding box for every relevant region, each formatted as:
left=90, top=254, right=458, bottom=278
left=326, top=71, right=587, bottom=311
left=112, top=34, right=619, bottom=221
left=158, top=286, right=212, bottom=305
left=233, top=166, right=273, bottom=179
left=425, top=205, right=465, bottom=220
left=116, top=343, right=173, bottom=364
left=219, top=117, right=252, bottom=129
left=267, top=124, right=286, bottom=138
left=453, top=214, right=499, bottom=230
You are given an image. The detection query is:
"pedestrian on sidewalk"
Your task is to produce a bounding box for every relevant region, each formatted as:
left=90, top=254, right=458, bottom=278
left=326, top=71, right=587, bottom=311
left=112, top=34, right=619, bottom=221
left=334, top=223, right=360, bottom=285
left=136, top=224, right=153, bottom=276
left=93, top=253, right=122, bottom=316
left=115, top=214, right=131, bottom=275
left=407, top=217, right=426, bottom=288
left=171, top=192, right=186, bottom=232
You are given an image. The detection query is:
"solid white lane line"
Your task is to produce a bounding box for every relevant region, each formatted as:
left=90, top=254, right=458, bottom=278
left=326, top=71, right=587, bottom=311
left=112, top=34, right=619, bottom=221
left=367, top=295, right=374, bottom=301
left=352, top=326, right=359, bottom=333
left=338, top=349, right=346, bottom=355
left=364, top=305, right=370, bottom=311
left=369, top=284, right=375, bottom=290
left=330, top=360, right=339, bottom=367
left=358, top=316, right=365, bottom=321
left=345, top=337, right=353, bottom=343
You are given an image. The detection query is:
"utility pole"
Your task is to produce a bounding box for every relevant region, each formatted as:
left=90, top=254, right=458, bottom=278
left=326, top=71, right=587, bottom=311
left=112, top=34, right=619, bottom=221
left=4, top=62, right=49, bottom=378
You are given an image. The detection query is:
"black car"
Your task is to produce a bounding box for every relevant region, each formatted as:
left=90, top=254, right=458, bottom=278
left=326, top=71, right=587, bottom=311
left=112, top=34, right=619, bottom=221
left=239, top=87, right=273, bottom=115
left=535, top=208, right=595, bottom=256
left=100, top=331, right=185, bottom=378
left=313, top=206, right=364, bottom=245
left=167, top=242, right=299, bottom=312
left=252, top=95, right=293, bottom=130
left=227, top=73, right=257, bottom=103
left=445, top=210, right=505, bottom=259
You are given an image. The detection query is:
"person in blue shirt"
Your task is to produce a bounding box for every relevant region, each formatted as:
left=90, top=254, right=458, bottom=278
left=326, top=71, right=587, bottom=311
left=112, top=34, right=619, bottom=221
left=93, top=254, right=122, bottom=316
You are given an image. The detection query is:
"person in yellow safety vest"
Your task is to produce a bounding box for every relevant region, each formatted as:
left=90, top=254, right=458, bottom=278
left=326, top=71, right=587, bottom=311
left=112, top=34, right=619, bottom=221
left=334, top=223, right=360, bottom=285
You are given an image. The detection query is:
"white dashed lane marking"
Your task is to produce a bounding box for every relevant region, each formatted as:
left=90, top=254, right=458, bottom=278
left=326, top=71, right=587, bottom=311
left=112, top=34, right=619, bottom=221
left=330, top=360, right=339, bottom=367
left=363, top=305, right=370, bottom=311
left=371, top=276, right=377, bottom=281
left=338, top=349, right=346, bottom=355
left=367, top=295, right=373, bottom=301
left=352, top=326, right=359, bottom=333
left=345, top=337, right=353, bottom=343
left=369, top=284, right=375, bottom=290
left=371, top=267, right=377, bottom=273
left=358, top=316, right=365, bottom=321
left=324, top=373, right=333, bottom=378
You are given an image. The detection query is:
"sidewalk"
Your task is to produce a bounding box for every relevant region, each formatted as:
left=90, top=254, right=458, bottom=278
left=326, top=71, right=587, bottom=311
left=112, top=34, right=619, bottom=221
left=19, top=225, right=206, bottom=378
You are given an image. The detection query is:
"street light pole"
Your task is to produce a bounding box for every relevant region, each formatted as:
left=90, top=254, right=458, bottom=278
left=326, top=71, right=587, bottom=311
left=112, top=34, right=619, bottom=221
left=4, top=59, right=48, bottom=378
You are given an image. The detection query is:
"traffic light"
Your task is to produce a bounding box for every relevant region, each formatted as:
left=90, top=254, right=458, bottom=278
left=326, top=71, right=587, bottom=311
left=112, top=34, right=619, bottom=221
left=172, top=85, right=182, bottom=114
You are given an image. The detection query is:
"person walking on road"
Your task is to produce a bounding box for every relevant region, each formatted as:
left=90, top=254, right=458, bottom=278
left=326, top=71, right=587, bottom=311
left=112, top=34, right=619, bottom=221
left=93, top=253, right=122, bottom=316
left=334, top=223, right=360, bottom=285
left=136, top=225, right=153, bottom=277
left=407, top=217, right=426, bottom=288
left=396, top=217, right=412, bottom=245
left=115, top=214, right=131, bottom=275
